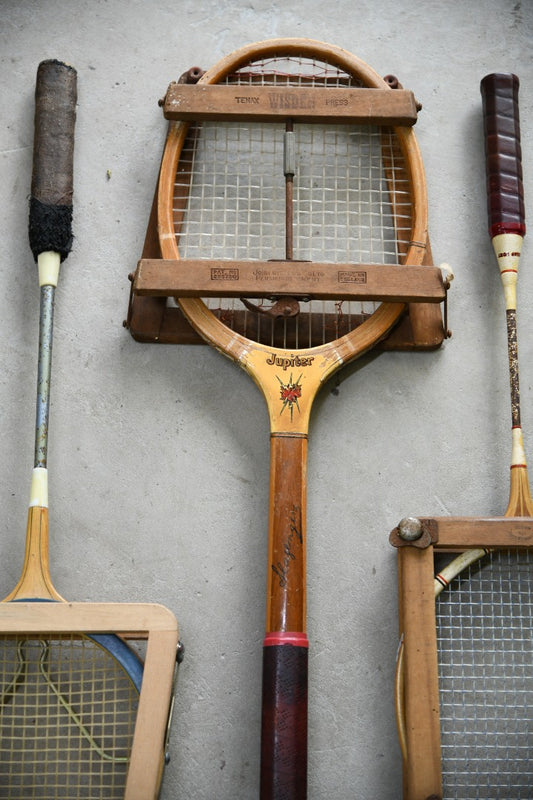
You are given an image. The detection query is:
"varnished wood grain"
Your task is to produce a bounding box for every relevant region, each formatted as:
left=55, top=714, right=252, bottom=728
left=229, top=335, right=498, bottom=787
left=163, top=83, right=418, bottom=125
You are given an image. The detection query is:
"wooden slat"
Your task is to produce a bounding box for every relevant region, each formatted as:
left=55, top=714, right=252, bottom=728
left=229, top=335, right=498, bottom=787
left=430, top=516, right=533, bottom=549
left=0, top=601, right=178, bottom=633
left=397, top=546, right=442, bottom=799
left=126, top=628, right=179, bottom=800
left=134, top=258, right=445, bottom=303
left=163, top=83, right=418, bottom=125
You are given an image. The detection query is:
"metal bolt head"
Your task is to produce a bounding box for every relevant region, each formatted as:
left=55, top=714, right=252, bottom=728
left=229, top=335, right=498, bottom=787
left=397, top=516, right=423, bottom=541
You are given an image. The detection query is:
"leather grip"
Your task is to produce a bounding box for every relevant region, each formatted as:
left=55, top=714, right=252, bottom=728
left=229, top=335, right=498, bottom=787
left=29, top=59, right=77, bottom=261
left=480, top=73, right=525, bottom=239
left=261, top=642, right=308, bottom=799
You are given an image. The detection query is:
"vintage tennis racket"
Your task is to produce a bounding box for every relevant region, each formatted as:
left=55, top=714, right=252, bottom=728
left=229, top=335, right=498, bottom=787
left=156, top=38, right=429, bottom=797
left=430, top=73, right=533, bottom=795
left=0, top=60, right=178, bottom=800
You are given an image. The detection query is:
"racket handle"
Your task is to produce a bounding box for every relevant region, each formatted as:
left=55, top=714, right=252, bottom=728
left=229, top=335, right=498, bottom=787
left=29, top=59, right=77, bottom=263
left=261, top=637, right=308, bottom=799
left=480, top=73, right=525, bottom=239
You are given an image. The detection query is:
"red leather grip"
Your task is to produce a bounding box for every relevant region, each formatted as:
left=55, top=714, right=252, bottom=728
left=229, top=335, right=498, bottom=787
left=260, top=641, right=308, bottom=799
left=480, top=73, right=525, bottom=238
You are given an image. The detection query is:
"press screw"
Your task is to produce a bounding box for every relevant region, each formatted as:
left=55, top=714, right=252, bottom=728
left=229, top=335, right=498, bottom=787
left=397, top=516, right=423, bottom=542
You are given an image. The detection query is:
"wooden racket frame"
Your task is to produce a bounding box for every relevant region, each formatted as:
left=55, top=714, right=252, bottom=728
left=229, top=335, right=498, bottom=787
left=0, top=601, right=179, bottom=800
left=390, top=518, right=533, bottom=800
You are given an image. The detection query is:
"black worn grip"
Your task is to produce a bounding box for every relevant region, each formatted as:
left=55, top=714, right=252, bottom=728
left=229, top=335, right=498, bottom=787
left=480, top=73, right=525, bottom=239
left=29, top=59, right=77, bottom=261
left=260, top=644, right=307, bottom=799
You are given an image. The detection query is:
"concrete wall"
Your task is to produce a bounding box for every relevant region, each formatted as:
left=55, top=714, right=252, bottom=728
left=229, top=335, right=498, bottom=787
left=1, top=1, right=532, bottom=797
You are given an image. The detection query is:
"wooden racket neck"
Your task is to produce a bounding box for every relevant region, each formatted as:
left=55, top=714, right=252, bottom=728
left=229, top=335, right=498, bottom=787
left=3, top=506, right=63, bottom=601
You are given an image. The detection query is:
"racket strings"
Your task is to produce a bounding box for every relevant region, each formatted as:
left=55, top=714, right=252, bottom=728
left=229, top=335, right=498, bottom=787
left=171, top=53, right=414, bottom=348
left=0, top=635, right=139, bottom=799
left=436, top=549, right=533, bottom=797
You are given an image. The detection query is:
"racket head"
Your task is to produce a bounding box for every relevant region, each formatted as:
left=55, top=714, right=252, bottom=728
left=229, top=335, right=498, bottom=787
left=157, top=38, right=428, bottom=396
left=0, top=602, right=178, bottom=800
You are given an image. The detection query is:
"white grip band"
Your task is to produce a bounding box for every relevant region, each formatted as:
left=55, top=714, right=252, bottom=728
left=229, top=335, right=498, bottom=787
left=38, top=251, right=61, bottom=288
left=511, top=426, right=527, bottom=468
left=29, top=466, right=49, bottom=508
left=492, top=232, right=523, bottom=310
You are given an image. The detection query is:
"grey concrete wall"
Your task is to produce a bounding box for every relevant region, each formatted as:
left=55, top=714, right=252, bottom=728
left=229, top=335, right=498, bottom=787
left=1, top=1, right=532, bottom=797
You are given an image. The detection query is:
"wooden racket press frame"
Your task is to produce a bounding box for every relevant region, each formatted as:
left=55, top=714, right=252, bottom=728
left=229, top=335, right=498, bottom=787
left=389, top=515, right=533, bottom=800
left=124, top=64, right=450, bottom=349
left=0, top=601, right=179, bottom=800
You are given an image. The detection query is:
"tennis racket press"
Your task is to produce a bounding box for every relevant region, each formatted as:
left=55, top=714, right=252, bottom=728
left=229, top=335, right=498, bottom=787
left=129, top=38, right=448, bottom=799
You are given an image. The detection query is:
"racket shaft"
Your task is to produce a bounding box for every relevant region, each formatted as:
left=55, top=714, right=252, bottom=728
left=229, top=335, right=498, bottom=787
left=35, top=285, right=55, bottom=469
left=266, top=435, right=307, bottom=631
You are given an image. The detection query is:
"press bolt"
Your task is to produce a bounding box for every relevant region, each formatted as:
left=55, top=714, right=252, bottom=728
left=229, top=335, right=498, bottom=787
left=397, top=516, right=423, bottom=541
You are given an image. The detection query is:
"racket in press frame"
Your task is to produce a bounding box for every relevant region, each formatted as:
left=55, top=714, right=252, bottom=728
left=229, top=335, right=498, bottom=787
left=0, top=60, right=179, bottom=800
left=155, top=37, right=430, bottom=798
left=394, top=73, right=533, bottom=799
left=435, top=71, right=533, bottom=798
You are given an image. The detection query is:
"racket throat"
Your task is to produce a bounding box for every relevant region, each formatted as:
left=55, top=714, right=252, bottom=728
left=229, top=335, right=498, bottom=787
left=3, top=505, right=63, bottom=602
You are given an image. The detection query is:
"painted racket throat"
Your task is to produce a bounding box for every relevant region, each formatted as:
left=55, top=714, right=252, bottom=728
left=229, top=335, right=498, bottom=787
left=156, top=38, right=428, bottom=797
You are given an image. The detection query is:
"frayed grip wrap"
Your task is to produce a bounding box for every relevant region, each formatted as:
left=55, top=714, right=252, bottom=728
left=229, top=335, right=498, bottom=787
left=29, top=59, right=77, bottom=261
left=29, top=197, right=73, bottom=262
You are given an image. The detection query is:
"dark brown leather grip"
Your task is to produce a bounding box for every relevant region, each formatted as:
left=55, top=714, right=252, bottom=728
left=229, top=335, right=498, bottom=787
left=29, top=59, right=77, bottom=261
left=260, top=643, right=308, bottom=799
left=480, top=73, right=525, bottom=239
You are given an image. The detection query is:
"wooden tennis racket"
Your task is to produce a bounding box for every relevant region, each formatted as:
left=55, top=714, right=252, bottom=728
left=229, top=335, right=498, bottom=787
left=156, top=38, right=429, bottom=797
left=0, top=60, right=179, bottom=800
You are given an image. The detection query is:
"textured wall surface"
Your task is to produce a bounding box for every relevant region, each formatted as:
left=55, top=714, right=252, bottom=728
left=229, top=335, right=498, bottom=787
left=1, top=1, right=532, bottom=797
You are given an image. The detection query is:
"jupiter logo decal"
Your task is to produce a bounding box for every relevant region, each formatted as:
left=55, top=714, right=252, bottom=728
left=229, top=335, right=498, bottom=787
left=277, top=373, right=302, bottom=420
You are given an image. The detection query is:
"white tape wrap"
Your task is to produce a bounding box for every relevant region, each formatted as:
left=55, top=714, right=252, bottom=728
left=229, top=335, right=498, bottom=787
left=38, top=251, right=61, bottom=288
left=511, top=426, right=527, bottom=468
left=492, top=232, right=523, bottom=310
left=29, top=466, right=49, bottom=508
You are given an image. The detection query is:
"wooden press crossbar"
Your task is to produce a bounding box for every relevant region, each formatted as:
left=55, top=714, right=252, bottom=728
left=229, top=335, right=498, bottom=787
left=125, top=77, right=449, bottom=348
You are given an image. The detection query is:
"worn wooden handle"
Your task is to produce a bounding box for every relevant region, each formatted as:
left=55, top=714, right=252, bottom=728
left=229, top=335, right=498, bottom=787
left=29, top=59, right=77, bottom=262
left=480, top=72, right=525, bottom=239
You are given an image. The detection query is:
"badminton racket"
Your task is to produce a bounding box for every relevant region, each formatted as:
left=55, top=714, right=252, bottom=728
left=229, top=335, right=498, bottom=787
left=431, top=73, right=533, bottom=795
left=0, top=60, right=177, bottom=800
left=156, top=38, right=428, bottom=798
